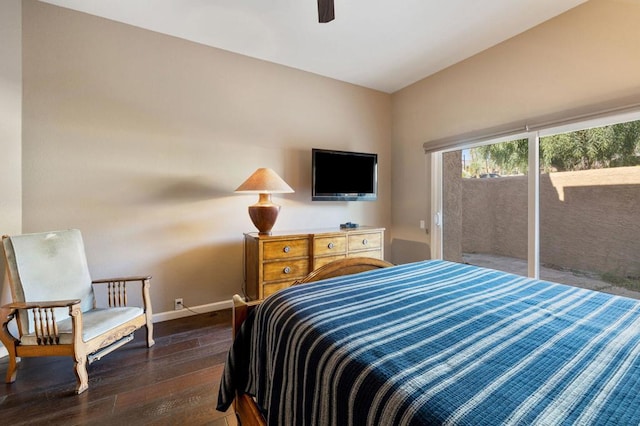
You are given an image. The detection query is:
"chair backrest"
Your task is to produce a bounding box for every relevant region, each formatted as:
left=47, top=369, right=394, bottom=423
left=2, top=229, right=95, bottom=333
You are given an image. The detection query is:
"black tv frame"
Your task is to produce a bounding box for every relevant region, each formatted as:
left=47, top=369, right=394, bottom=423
left=312, top=148, right=378, bottom=201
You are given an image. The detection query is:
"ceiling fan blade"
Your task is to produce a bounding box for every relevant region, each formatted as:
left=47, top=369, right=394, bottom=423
left=318, top=0, right=335, bottom=23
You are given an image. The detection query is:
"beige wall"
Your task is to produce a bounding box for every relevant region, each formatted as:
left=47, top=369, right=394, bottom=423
left=21, top=0, right=391, bottom=316
left=12, top=0, right=640, bottom=318
left=0, top=0, right=22, bottom=356
left=391, top=0, right=640, bottom=256
left=0, top=0, right=22, bottom=253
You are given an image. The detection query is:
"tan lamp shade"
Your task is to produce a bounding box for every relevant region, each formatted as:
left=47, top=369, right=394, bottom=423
left=235, top=168, right=294, bottom=235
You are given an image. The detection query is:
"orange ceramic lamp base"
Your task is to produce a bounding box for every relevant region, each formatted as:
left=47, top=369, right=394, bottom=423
left=235, top=168, right=293, bottom=234
left=248, top=193, right=281, bottom=235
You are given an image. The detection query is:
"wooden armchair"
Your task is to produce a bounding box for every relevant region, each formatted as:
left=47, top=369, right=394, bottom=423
left=0, top=229, right=154, bottom=394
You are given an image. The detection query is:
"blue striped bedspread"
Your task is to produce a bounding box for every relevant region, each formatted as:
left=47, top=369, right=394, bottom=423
left=218, top=260, right=640, bottom=425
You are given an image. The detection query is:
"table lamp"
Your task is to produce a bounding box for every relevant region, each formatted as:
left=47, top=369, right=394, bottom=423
left=235, top=168, right=294, bottom=235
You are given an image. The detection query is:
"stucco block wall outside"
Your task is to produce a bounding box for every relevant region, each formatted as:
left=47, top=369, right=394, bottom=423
left=443, top=151, right=463, bottom=263
left=455, top=167, right=640, bottom=278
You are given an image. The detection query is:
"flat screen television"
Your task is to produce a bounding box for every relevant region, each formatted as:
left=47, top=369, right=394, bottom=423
left=312, top=148, right=378, bottom=201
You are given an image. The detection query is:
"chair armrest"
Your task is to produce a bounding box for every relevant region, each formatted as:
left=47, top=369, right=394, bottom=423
left=92, top=276, right=151, bottom=284
left=0, top=300, right=82, bottom=345
left=2, top=300, right=81, bottom=310
left=91, top=276, right=152, bottom=310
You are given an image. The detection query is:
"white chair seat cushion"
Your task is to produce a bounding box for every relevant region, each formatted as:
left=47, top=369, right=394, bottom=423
left=20, top=307, right=144, bottom=345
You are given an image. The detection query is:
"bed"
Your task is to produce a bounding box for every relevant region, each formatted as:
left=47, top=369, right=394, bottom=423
left=217, top=258, right=640, bottom=425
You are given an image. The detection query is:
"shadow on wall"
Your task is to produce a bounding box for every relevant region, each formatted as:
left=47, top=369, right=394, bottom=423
left=391, top=238, right=431, bottom=265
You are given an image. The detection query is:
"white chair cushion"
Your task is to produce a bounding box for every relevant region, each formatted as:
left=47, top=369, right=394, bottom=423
left=20, top=307, right=143, bottom=345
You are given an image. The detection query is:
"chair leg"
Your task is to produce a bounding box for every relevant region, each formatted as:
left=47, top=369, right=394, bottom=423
left=68, top=302, right=89, bottom=393
left=73, top=356, right=89, bottom=394
left=146, top=322, right=155, bottom=348
left=4, top=352, right=18, bottom=383
left=0, top=307, right=19, bottom=383
left=142, top=279, right=155, bottom=348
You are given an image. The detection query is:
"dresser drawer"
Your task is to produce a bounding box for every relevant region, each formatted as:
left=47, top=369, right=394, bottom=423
left=313, top=254, right=347, bottom=269
left=263, top=281, right=297, bottom=298
left=348, top=232, right=382, bottom=252
left=263, top=238, right=309, bottom=260
left=263, top=258, right=310, bottom=282
left=244, top=227, right=384, bottom=301
left=313, top=235, right=347, bottom=256
left=348, top=250, right=382, bottom=260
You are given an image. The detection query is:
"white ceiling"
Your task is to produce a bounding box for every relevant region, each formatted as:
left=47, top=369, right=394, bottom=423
left=40, top=0, right=587, bottom=93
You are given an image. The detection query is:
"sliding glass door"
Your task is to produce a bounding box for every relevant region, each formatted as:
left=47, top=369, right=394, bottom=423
left=442, top=139, right=529, bottom=276
left=435, top=114, right=640, bottom=292
left=538, top=122, right=640, bottom=291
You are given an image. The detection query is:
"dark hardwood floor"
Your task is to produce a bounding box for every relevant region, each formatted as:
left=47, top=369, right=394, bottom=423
left=0, top=310, right=238, bottom=426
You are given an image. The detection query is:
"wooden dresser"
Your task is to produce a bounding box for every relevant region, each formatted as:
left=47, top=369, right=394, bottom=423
left=243, top=227, right=385, bottom=300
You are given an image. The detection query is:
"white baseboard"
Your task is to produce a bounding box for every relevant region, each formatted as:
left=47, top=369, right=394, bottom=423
left=152, top=299, right=233, bottom=323
left=0, top=345, right=7, bottom=359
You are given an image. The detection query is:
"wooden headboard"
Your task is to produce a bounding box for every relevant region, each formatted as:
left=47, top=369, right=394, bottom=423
left=232, top=257, right=394, bottom=337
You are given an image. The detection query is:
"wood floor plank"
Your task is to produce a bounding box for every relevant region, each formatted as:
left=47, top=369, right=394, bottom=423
left=113, top=365, right=223, bottom=410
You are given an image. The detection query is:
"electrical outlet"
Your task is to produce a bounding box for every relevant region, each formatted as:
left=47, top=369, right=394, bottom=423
left=174, top=298, right=184, bottom=310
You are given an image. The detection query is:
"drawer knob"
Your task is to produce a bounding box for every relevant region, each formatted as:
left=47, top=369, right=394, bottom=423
left=283, top=266, right=291, bottom=274
left=362, top=239, right=368, bottom=246
left=283, top=245, right=291, bottom=253
left=327, top=242, right=334, bottom=249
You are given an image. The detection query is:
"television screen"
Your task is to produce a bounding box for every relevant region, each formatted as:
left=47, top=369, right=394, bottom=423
left=312, top=149, right=378, bottom=201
